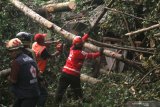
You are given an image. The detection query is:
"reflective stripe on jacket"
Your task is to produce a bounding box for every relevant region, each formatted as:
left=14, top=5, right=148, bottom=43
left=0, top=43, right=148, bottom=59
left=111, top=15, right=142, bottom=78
left=62, top=47, right=100, bottom=76
left=63, top=33, right=100, bottom=76
left=32, top=42, right=47, bottom=73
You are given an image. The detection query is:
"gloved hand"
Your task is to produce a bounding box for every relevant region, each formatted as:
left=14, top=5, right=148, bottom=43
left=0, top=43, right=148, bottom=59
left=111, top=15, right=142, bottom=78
left=99, top=47, right=104, bottom=55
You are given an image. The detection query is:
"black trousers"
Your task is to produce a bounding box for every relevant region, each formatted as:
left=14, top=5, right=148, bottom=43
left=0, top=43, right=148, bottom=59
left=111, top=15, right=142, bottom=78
left=13, top=97, right=38, bottom=107
left=55, top=72, right=83, bottom=104
left=37, top=79, right=48, bottom=107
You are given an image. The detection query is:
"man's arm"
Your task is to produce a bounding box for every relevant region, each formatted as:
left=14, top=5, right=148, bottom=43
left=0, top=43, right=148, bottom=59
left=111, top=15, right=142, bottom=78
left=82, top=33, right=89, bottom=42
left=85, top=52, right=100, bottom=59
left=8, top=60, right=20, bottom=83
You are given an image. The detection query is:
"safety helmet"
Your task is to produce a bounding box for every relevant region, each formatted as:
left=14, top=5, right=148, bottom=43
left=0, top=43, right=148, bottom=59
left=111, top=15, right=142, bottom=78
left=72, top=36, right=83, bottom=45
left=6, top=38, right=23, bottom=51
left=16, top=32, right=32, bottom=42
left=34, top=33, right=47, bottom=43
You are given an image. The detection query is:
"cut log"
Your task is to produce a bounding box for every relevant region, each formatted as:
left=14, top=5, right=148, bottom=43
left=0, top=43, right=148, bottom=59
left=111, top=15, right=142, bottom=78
left=42, top=2, right=76, bottom=13
left=0, top=68, right=11, bottom=77
left=80, top=74, right=102, bottom=84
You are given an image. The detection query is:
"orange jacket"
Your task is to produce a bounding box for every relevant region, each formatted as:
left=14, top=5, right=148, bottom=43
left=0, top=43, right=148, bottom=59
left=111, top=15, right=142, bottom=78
left=32, top=42, right=47, bottom=73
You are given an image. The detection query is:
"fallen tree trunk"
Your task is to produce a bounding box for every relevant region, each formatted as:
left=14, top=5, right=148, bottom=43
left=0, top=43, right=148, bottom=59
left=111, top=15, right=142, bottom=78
left=80, top=74, right=102, bottom=84
left=41, top=1, right=76, bottom=13
left=9, top=0, right=143, bottom=68
left=0, top=68, right=11, bottom=77
left=0, top=68, right=101, bottom=84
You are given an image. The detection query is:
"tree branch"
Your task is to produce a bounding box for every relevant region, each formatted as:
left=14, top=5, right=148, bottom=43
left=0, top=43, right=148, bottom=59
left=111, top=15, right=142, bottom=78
left=125, top=23, right=160, bottom=36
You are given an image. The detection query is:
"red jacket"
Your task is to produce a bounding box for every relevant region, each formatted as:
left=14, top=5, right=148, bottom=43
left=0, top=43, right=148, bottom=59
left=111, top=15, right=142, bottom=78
left=63, top=34, right=100, bottom=76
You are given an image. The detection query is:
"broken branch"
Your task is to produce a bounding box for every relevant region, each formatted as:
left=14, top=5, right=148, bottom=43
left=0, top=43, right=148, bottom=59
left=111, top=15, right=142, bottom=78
left=125, top=23, right=160, bottom=36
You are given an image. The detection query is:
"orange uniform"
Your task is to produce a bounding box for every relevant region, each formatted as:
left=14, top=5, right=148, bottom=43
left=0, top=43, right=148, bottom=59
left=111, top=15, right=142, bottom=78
left=32, top=42, right=47, bottom=73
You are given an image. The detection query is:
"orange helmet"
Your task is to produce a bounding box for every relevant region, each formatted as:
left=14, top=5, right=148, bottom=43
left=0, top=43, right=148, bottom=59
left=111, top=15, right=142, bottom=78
left=72, top=36, right=83, bottom=45
left=6, top=38, right=23, bottom=50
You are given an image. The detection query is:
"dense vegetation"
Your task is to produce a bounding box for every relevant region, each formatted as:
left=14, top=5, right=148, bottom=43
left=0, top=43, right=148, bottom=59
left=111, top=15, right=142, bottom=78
left=0, top=0, right=160, bottom=106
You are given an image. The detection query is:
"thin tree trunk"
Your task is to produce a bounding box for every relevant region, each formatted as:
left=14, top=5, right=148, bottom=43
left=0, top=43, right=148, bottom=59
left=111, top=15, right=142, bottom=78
left=125, top=23, right=160, bottom=36
left=103, top=37, right=143, bottom=45
left=88, top=38, right=153, bottom=54
left=103, top=37, right=122, bottom=43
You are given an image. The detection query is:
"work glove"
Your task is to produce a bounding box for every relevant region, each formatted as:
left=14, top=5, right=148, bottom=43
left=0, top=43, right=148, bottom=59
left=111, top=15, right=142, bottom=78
left=99, top=47, right=104, bottom=55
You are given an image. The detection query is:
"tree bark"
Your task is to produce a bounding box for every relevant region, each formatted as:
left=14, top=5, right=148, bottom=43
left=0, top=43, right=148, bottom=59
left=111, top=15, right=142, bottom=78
left=42, top=2, right=76, bottom=13
left=80, top=74, right=102, bottom=84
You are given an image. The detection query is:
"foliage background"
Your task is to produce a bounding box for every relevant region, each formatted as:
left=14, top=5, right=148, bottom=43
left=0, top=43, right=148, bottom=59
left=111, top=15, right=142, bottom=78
left=0, top=0, right=160, bottom=106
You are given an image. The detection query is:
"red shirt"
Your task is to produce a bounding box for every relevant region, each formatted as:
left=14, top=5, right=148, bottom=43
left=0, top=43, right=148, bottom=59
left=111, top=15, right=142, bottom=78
left=63, top=34, right=100, bottom=76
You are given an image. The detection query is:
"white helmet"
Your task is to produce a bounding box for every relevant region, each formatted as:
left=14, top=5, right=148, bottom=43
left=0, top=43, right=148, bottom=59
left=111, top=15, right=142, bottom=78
left=6, top=38, right=23, bottom=50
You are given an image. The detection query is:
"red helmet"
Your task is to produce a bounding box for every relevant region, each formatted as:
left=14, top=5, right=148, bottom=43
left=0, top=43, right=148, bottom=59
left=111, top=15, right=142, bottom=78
left=72, top=36, right=82, bottom=45
left=34, top=33, right=47, bottom=43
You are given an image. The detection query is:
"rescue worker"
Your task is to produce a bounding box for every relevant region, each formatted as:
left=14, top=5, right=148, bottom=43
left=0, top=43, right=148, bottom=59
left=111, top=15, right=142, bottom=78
left=6, top=38, right=40, bottom=107
left=32, top=33, right=62, bottom=107
left=16, top=32, right=35, bottom=59
left=55, top=33, right=104, bottom=104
